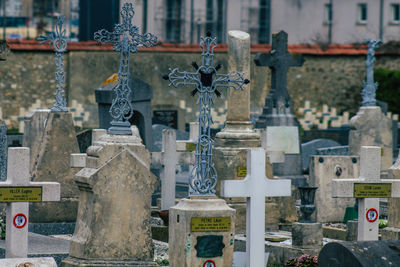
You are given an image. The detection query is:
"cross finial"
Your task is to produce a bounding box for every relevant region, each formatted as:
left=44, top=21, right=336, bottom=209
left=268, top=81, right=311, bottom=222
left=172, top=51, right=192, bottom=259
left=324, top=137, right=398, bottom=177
left=38, top=15, right=68, bottom=112
left=94, top=3, right=158, bottom=135
left=272, top=31, right=288, bottom=53
left=362, top=38, right=381, bottom=107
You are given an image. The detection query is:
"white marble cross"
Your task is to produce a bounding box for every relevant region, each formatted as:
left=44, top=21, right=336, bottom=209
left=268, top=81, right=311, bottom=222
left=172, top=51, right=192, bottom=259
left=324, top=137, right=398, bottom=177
left=0, top=147, right=60, bottom=258
left=151, top=122, right=198, bottom=210
left=332, top=146, right=400, bottom=241
left=221, top=148, right=291, bottom=267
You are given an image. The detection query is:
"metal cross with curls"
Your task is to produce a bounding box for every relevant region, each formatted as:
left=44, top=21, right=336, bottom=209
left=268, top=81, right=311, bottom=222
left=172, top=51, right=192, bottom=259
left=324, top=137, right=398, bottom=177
left=164, top=32, right=250, bottom=196
left=94, top=3, right=157, bottom=135
left=362, top=38, right=382, bottom=107
left=38, top=15, right=68, bottom=112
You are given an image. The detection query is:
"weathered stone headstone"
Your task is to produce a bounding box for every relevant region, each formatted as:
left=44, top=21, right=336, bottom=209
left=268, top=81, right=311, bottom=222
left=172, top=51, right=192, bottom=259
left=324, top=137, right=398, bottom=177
left=164, top=32, right=247, bottom=266
left=332, top=146, right=400, bottom=241
left=23, top=110, right=80, bottom=223
left=349, top=106, right=393, bottom=170
left=309, top=155, right=359, bottom=222
left=221, top=148, right=291, bottom=267
left=254, top=30, right=304, bottom=128
left=0, top=147, right=60, bottom=258
left=61, top=128, right=158, bottom=267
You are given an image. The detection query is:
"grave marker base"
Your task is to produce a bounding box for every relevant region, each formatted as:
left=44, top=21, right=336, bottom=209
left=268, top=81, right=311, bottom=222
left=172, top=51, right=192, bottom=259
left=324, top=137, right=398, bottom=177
left=62, top=258, right=158, bottom=267
left=169, top=197, right=235, bottom=267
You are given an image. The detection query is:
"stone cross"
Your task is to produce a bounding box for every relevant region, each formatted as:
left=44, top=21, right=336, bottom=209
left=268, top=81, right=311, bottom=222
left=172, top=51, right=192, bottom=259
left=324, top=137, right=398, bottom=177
left=254, top=31, right=304, bottom=127
left=152, top=123, right=198, bottom=210
left=0, top=147, right=60, bottom=258
left=38, top=16, right=69, bottom=112
left=164, top=32, right=249, bottom=196
left=94, top=3, right=157, bottom=135
left=332, top=146, right=400, bottom=241
left=362, top=39, right=382, bottom=106
left=221, top=148, right=291, bottom=266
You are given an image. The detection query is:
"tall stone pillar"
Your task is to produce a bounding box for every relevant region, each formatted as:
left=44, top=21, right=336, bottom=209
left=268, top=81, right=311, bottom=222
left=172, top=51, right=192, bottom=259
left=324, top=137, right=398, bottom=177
left=214, top=31, right=296, bottom=232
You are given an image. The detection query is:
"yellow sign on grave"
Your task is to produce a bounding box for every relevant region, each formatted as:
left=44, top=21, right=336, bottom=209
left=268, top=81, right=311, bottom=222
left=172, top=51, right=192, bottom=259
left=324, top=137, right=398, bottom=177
left=354, top=183, right=391, bottom=198
left=0, top=187, right=42, bottom=202
left=191, top=217, right=231, bottom=232
left=185, top=143, right=196, bottom=151
left=237, top=166, right=247, bottom=177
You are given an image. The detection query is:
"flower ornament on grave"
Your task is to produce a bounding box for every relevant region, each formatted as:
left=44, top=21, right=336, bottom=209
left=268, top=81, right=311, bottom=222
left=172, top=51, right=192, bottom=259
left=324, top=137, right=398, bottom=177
left=163, top=32, right=250, bottom=196
left=38, top=15, right=68, bottom=112
left=362, top=39, right=382, bottom=107
left=94, top=3, right=157, bottom=135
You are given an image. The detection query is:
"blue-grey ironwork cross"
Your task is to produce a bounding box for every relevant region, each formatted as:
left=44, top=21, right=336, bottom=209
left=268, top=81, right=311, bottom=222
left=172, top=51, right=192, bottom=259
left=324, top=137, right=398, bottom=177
left=362, top=38, right=382, bottom=106
left=164, top=32, right=249, bottom=196
left=38, top=16, right=68, bottom=112
left=94, top=3, right=157, bottom=135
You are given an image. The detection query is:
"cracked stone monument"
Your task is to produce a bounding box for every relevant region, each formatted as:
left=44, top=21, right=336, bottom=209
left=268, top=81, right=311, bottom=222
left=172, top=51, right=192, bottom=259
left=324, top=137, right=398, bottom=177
left=164, top=32, right=243, bottom=267
left=254, top=31, right=304, bottom=177
left=349, top=39, right=393, bottom=171
left=23, top=16, right=80, bottom=223
left=61, top=3, right=159, bottom=266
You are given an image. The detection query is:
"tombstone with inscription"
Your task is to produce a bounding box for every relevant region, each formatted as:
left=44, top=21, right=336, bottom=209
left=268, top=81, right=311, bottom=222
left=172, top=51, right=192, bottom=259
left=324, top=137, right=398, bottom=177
left=332, top=146, right=400, bottom=241
left=0, top=147, right=60, bottom=258
left=254, top=31, right=304, bottom=177
left=95, top=74, right=154, bottom=150
left=164, top=32, right=250, bottom=267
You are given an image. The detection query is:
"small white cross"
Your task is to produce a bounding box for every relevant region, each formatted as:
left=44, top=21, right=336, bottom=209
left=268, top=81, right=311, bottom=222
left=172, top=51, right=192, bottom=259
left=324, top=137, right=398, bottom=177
left=0, top=147, right=60, bottom=258
left=332, top=146, right=400, bottom=241
left=221, top=148, right=291, bottom=267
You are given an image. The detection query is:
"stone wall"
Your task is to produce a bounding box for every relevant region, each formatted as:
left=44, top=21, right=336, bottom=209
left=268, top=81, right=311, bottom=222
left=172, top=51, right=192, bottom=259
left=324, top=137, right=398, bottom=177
left=0, top=44, right=399, bottom=131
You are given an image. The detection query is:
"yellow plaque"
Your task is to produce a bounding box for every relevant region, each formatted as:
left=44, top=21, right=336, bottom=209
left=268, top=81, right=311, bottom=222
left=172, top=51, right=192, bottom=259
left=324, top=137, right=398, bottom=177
left=0, top=187, right=42, bottom=202
left=185, top=143, right=196, bottom=151
left=191, top=217, right=231, bottom=232
left=237, top=166, right=247, bottom=177
left=354, top=183, right=391, bottom=198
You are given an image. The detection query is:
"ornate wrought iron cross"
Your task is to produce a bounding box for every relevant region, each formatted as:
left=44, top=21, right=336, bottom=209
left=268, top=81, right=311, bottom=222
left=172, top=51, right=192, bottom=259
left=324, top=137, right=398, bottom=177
left=164, top=32, right=249, bottom=196
left=362, top=39, right=382, bottom=106
left=94, top=3, right=157, bottom=135
left=38, top=16, right=68, bottom=112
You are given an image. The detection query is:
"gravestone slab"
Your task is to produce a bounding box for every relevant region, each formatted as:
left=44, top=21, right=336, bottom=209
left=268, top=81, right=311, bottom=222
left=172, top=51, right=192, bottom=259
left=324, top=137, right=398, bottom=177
left=23, top=110, right=80, bottom=223
left=301, top=139, right=341, bottom=172
left=319, top=241, right=400, bottom=267
left=62, top=128, right=158, bottom=267
left=349, top=106, right=393, bottom=170
left=309, top=155, right=359, bottom=223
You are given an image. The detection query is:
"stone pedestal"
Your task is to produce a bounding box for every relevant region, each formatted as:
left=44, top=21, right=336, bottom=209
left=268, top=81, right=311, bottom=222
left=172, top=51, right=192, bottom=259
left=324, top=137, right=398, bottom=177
left=292, top=222, right=323, bottom=248
left=168, top=197, right=235, bottom=267
left=349, top=106, right=393, bottom=170
left=23, top=109, right=80, bottom=222
left=61, top=129, right=158, bottom=267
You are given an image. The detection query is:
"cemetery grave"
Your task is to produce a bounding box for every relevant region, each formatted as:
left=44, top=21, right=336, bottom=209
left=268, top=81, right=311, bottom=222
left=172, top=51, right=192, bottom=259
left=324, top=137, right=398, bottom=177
left=4, top=3, right=400, bottom=267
